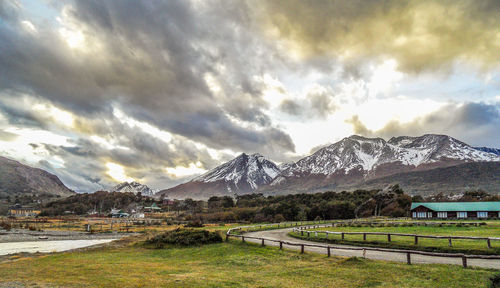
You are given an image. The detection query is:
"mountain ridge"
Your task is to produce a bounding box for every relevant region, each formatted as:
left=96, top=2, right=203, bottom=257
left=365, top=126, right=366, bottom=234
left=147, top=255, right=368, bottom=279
left=158, top=134, right=500, bottom=199
left=0, top=156, right=75, bottom=199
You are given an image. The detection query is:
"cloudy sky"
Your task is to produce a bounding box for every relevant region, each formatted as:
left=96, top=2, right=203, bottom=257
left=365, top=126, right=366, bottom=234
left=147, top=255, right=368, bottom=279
left=1, top=0, right=500, bottom=192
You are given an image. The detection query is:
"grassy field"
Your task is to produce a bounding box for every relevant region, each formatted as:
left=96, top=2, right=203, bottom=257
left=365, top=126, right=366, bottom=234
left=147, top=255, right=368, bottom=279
left=0, top=238, right=498, bottom=288
left=290, top=221, right=500, bottom=255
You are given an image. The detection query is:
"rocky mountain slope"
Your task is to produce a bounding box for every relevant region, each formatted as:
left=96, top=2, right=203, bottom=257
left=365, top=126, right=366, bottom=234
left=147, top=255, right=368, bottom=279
left=158, top=153, right=281, bottom=199
left=109, top=181, right=156, bottom=197
left=0, top=156, right=75, bottom=199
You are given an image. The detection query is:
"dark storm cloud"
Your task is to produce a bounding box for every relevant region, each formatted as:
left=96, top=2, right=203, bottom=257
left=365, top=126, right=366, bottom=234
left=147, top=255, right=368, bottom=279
left=346, top=102, right=500, bottom=147
left=0, top=0, right=295, bottom=158
left=0, top=99, right=46, bottom=129
left=279, top=99, right=302, bottom=116
left=279, top=87, right=337, bottom=119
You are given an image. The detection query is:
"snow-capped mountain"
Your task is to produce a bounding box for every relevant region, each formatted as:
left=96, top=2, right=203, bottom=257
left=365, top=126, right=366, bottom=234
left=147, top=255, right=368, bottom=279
left=158, top=153, right=281, bottom=199
left=158, top=134, right=500, bottom=199
left=268, top=134, right=500, bottom=194
left=277, top=134, right=499, bottom=179
left=109, top=181, right=155, bottom=197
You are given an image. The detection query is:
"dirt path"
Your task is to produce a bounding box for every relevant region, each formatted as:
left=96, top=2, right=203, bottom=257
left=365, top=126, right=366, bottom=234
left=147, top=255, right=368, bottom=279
left=244, top=228, right=500, bottom=269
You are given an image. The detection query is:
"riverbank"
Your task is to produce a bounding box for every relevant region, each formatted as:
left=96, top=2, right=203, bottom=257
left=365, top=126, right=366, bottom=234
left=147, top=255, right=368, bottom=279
left=0, top=229, right=135, bottom=243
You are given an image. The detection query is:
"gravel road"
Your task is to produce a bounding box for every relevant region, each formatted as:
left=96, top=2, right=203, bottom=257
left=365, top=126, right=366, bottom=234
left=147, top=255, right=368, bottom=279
left=244, top=228, right=500, bottom=269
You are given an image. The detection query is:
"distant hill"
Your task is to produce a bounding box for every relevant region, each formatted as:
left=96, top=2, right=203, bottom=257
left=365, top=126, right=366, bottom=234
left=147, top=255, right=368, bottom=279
left=0, top=156, right=75, bottom=200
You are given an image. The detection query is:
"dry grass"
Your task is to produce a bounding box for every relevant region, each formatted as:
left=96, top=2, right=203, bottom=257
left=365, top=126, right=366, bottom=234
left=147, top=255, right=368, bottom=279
left=0, top=238, right=497, bottom=287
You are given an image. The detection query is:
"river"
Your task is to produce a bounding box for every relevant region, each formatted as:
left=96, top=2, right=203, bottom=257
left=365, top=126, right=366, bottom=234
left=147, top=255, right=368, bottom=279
left=0, top=239, right=117, bottom=256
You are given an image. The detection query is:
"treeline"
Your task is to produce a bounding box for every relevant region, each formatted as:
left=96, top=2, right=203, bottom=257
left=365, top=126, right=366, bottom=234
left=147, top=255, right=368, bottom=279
left=41, top=191, right=158, bottom=216
left=39, top=186, right=498, bottom=221
left=185, top=185, right=412, bottom=223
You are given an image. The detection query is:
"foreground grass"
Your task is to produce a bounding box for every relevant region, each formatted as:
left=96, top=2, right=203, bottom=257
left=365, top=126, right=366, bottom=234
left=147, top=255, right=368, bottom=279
left=292, top=222, right=500, bottom=255
left=0, top=240, right=498, bottom=287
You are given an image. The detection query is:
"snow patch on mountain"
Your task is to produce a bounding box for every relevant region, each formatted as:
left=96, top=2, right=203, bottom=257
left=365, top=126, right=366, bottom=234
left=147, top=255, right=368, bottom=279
left=474, top=147, right=500, bottom=156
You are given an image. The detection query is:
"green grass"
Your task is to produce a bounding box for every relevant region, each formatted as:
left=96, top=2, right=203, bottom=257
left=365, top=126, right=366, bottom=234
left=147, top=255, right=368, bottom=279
left=290, top=222, right=500, bottom=255
left=0, top=239, right=498, bottom=287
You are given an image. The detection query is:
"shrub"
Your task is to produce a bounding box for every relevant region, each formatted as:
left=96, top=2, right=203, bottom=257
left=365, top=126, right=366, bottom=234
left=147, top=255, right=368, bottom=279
left=146, top=228, right=222, bottom=248
left=185, top=220, right=204, bottom=227
left=0, top=221, right=11, bottom=231
left=273, top=214, right=286, bottom=223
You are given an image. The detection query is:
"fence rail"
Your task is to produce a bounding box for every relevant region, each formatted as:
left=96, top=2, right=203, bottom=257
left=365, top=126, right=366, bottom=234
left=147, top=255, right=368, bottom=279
left=293, top=227, right=500, bottom=249
left=226, top=222, right=500, bottom=268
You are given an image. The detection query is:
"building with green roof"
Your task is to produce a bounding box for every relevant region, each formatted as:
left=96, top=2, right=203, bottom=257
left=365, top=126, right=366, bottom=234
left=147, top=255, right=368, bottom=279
left=410, top=202, right=500, bottom=219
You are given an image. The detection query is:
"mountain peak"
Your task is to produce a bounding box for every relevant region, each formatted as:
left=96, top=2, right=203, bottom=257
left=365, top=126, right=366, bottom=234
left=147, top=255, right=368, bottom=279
left=110, top=181, right=155, bottom=196
left=160, top=153, right=281, bottom=199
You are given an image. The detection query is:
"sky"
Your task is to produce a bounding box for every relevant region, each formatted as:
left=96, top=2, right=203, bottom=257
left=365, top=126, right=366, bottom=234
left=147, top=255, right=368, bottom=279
left=0, top=0, right=500, bottom=192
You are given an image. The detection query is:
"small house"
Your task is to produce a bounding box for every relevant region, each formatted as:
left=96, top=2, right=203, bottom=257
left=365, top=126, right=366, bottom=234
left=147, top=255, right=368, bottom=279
left=8, top=204, right=41, bottom=217
left=144, top=203, right=162, bottom=213
left=410, top=202, right=500, bottom=219
left=109, top=208, right=129, bottom=218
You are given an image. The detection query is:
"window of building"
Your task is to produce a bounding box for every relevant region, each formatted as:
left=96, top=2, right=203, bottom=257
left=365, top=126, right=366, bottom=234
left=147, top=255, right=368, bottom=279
left=417, top=212, right=427, bottom=218
left=457, top=212, right=467, bottom=218
left=412, top=212, right=416, bottom=218
left=428, top=212, right=433, bottom=218
left=437, top=212, right=447, bottom=218
left=477, top=212, right=488, bottom=218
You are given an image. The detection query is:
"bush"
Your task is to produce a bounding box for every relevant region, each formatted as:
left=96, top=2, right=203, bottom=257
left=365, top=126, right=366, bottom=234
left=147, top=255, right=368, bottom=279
left=185, top=220, right=204, bottom=228
left=146, top=228, right=222, bottom=248
left=0, top=221, right=11, bottom=231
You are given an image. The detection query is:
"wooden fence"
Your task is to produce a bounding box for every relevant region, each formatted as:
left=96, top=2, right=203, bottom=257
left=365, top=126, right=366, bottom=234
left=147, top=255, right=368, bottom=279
left=226, top=222, right=500, bottom=268
left=293, top=226, right=500, bottom=249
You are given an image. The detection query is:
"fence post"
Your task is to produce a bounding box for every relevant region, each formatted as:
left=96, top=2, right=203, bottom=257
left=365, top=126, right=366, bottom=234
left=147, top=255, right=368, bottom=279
left=363, top=233, right=366, bottom=241
left=387, top=234, right=391, bottom=242
left=307, top=232, right=310, bottom=237
left=327, top=247, right=331, bottom=257
left=325, top=232, right=329, bottom=240
left=448, top=238, right=452, bottom=247
left=225, top=234, right=229, bottom=241
left=280, top=241, right=283, bottom=250
left=341, top=233, right=344, bottom=240
left=462, top=256, right=467, bottom=268
left=261, top=239, right=265, bottom=246
left=487, top=239, right=492, bottom=249
left=406, top=252, right=411, bottom=265
left=301, top=244, right=304, bottom=253
left=414, top=236, right=418, bottom=245
left=242, top=236, right=245, bottom=243
left=301, top=230, right=304, bottom=236
left=363, top=249, right=366, bottom=258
